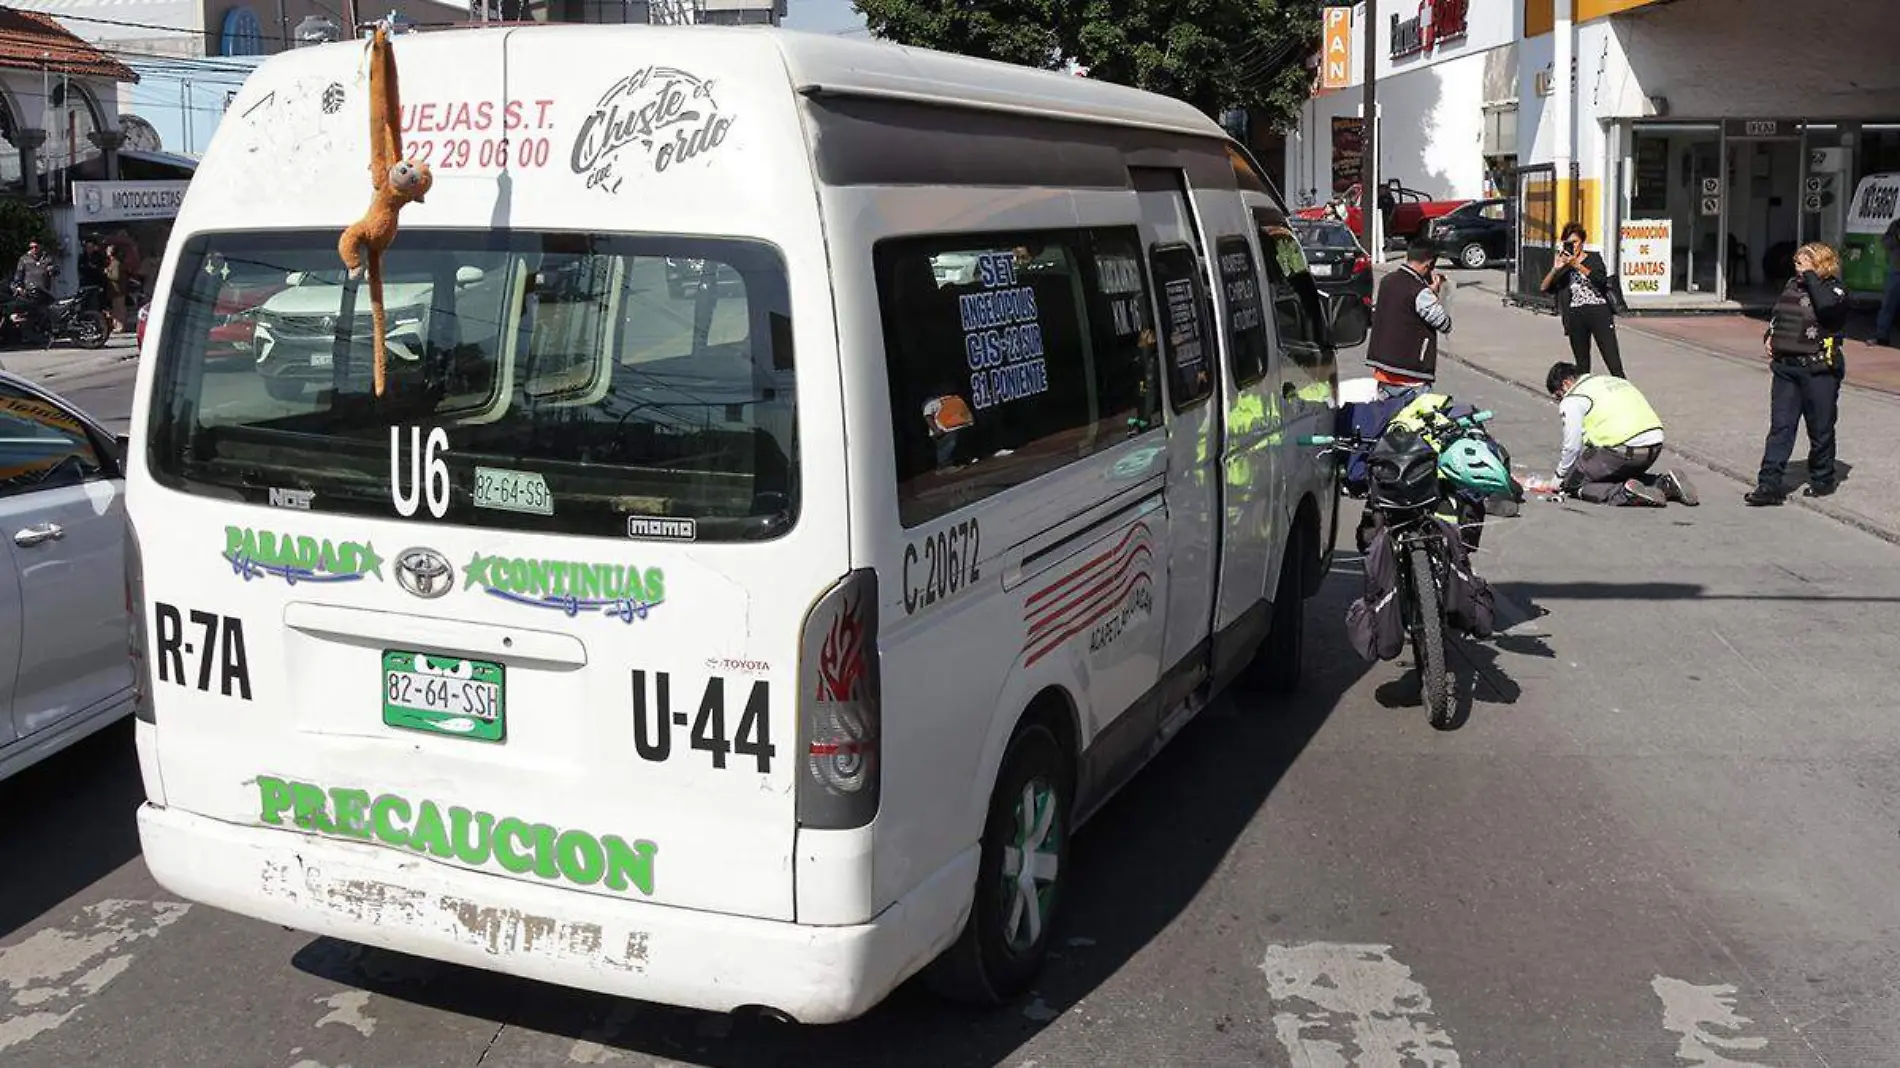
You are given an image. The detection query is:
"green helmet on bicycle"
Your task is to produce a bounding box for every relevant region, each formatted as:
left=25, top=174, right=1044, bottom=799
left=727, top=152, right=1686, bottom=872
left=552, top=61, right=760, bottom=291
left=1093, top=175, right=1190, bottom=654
left=1438, top=436, right=1512, bottom=497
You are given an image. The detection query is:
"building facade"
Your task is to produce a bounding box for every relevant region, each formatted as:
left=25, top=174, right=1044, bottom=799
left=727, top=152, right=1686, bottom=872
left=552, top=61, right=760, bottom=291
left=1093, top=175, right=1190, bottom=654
left=1287, top=0, right=1520, bottom=215
left=1295, top=0, right=1900, bottom=307
left=1521, top=0, right=1900, bottom=307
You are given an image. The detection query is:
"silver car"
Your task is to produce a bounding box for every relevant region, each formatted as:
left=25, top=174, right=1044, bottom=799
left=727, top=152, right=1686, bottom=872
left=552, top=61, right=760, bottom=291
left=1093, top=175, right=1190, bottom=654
left=0, top=371, right=131, bottom=782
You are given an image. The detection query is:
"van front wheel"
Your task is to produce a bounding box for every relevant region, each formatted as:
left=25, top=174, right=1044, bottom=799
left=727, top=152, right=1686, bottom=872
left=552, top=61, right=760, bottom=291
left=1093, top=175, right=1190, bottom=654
left=926, top=721, right=1072, bottom=1007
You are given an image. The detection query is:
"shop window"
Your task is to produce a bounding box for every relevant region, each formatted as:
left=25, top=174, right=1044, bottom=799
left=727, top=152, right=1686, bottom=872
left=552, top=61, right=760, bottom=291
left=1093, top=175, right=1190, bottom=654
left=1214, top=235, right=1271, bottom=387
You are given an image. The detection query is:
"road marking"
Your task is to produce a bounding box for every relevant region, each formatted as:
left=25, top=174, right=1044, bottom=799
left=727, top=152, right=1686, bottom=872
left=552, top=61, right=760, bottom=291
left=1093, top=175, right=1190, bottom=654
left=1651, top=976, right=1774, bottom=1067
left=314, top=990, right=378, bottom=1038
left=1261, top=942, right=1462, bottom=1067
left=0, top=899, right=190, bottom=1054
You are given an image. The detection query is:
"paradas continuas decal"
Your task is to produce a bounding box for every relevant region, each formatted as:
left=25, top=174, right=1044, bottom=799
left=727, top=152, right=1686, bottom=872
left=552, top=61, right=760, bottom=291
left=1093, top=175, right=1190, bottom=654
left=258, top=775, right=658, bottom=896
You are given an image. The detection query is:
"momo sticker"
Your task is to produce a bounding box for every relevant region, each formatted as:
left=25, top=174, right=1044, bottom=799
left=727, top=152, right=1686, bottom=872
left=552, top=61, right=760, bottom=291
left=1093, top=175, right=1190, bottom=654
left=464, top=552, right=665, bottom=623
left=571, top=66, right=735, bottom=193
left=1023, top=523, right=1156, bottom=667
left=256, top=775, right=658, bottom=896
left=223, top=526, right=384, bottom=585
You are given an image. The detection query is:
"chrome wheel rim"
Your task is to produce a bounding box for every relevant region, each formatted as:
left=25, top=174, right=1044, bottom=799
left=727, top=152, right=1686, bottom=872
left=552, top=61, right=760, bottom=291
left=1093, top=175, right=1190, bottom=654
left=999, top=778, right=1061, bottom=955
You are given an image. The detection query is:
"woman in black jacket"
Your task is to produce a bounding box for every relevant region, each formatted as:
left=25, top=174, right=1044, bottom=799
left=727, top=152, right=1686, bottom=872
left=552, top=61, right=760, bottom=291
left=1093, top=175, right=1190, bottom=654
left=1540, top=222, right=1625, bottom=377
left=1747, top=241, right=1849, bottom=506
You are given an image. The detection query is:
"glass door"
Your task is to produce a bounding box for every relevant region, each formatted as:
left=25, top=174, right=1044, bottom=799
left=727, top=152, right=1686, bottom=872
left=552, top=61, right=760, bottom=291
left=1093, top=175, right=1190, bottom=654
left=1628, top=124, right=1722, bottom=299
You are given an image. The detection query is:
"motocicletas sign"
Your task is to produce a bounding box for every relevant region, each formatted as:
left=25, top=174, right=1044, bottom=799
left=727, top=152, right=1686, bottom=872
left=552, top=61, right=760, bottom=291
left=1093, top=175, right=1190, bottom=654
left=1390, top=0, right=1469, bottom=59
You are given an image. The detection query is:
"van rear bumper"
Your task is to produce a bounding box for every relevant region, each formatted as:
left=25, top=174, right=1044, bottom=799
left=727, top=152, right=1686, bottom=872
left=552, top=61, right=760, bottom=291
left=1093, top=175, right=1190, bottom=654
left=137, top=803, right=976, bottom=1024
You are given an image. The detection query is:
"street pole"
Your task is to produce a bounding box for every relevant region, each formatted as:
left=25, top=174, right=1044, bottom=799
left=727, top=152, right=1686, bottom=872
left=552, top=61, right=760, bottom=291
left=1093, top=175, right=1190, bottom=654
left=1360, top=0, right=1379, bottom=262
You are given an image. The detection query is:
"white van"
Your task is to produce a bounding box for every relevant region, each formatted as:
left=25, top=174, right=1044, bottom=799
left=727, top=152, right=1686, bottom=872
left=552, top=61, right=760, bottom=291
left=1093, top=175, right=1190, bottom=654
left=126, top=25, right=1365, bottom=1024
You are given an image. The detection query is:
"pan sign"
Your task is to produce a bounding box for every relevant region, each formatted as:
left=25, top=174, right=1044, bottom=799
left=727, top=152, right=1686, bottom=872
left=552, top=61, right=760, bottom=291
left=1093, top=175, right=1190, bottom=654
left=1390, top=0, right=1469, bottom=59
left=73, top=181, right=190, bottom=223
left=1619, top=220, right=1672, bottom=298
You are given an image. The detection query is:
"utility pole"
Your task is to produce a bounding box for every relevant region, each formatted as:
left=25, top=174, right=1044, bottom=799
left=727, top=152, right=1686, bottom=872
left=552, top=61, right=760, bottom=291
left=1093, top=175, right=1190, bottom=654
left=1359, top=0, right=1380, bottom=261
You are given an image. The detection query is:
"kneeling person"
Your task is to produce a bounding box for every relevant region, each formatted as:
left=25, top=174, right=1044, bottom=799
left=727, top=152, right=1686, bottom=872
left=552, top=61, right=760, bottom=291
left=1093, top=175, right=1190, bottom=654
left=1544, top=361, right=1699, bottom=507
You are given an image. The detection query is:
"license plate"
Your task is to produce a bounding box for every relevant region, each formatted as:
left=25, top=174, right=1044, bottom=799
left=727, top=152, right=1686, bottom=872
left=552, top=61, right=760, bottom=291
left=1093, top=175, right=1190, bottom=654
left=382, top=651, right=505, bottom=742
left=1311, top=264, right=1335, bottom=278
left=310, top=351, right=333, bottom=368
left=474, top=466, right=553, bottom=516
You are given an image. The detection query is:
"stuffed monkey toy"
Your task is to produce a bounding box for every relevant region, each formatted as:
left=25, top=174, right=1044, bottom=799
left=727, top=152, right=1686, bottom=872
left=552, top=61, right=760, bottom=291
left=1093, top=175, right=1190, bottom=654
left=338, top=23, right=433, bottom=397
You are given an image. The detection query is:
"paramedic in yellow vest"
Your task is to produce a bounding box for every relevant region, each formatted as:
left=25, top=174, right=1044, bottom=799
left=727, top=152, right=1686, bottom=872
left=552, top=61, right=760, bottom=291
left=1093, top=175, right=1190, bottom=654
left=1544, top=361, right=1700, bottom=507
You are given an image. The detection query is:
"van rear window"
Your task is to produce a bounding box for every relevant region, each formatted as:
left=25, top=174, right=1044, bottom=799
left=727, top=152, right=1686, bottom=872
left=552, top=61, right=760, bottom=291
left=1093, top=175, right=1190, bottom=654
left=147, top=230, right=797, bottom=541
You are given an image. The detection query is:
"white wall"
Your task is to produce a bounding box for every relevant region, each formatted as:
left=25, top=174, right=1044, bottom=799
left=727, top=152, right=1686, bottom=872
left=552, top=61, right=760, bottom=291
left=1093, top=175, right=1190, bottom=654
left=1288, top=50, right=1494, bottom=205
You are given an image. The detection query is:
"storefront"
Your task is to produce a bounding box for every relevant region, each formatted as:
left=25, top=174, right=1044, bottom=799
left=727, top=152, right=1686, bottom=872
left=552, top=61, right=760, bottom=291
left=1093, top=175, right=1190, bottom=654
left=53, top=171, right=190, bottom=302
left=1519, top=0, right=1900, bottom=309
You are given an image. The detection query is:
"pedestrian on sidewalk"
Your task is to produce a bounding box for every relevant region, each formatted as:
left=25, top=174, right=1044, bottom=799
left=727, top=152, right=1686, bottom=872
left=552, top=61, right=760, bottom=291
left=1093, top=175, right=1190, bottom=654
left=1540, top=361, right=1697, bottom=507
left=1876, top=217, right=1900, bottom=347
left=1747, top=242, right=1849, bottom=506
left=1365, top=237, right=1452, bottom=401
left=1540, top=222, right=1626, bottom=378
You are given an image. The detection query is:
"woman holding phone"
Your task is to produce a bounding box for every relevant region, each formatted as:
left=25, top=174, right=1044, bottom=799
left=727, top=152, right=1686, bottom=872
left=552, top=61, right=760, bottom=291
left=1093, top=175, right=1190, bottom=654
left=1541, top=222, right=1625, bottom=377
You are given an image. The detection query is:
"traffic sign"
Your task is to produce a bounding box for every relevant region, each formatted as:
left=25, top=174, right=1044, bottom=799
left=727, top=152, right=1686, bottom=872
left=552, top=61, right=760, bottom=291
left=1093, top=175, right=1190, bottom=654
left=1701, top=177, right=1720, bottom=197
left=1701, top=196, right=1721, bottom=216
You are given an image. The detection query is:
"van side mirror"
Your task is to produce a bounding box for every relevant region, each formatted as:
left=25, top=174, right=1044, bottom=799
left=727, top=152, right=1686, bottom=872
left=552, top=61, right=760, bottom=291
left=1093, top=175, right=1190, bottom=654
left=113, top=433, right=131, bottom=475
left=1325, top=293, right=1370, bottom=349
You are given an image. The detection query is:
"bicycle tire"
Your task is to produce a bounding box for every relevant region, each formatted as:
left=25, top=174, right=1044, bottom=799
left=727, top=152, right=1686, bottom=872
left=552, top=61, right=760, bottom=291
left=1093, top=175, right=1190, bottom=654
left=1407, top=545, right=1452, bottom=729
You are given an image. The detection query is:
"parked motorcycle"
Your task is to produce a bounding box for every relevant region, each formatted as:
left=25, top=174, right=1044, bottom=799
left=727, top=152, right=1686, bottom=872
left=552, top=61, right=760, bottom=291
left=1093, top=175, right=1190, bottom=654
left=3, top=285, right=109, bottom=350
left=1306, top=405, right=1512, bottom=729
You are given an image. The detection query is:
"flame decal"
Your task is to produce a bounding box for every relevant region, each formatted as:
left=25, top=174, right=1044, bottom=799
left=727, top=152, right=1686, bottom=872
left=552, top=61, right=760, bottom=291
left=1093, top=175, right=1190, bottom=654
left=817, top=593, right=868, bottom=702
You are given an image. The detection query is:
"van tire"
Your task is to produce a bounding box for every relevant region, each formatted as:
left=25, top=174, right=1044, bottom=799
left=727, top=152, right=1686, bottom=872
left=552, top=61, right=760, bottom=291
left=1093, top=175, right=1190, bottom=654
left=1251, top=526, right=1308, bottom=694
left=925, top=720, right=1072, bottom=1007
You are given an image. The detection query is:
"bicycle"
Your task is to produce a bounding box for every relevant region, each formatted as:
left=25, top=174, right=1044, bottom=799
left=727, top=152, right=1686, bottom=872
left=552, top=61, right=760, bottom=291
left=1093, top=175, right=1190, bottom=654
left=1304, top=407, right=1505, bottom=729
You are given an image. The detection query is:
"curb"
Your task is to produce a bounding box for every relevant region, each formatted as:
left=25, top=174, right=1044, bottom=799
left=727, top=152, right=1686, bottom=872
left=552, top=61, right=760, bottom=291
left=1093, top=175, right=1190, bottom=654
left=1615, top=321, right=1900, bottom=404
left=1443, top=349, right=1900, bottom=549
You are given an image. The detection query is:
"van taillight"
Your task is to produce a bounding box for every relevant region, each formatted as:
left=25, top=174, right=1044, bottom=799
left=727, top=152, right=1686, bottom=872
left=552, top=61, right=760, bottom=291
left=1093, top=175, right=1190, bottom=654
left=125, top=513, right=155, bottom=723
left=796, top=569, right=881, bottom=829
left=1352, top=255, right=1371, bottom=275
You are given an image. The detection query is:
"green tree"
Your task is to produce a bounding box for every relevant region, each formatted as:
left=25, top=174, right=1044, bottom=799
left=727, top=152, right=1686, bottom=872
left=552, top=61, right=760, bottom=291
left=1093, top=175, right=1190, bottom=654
left=852, top=0, right=1319, bottom=126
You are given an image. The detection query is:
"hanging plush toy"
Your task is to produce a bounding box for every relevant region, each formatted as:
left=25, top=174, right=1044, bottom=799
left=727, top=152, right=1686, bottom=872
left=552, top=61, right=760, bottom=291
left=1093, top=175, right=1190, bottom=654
left=337, top=22, right=433, bottom=398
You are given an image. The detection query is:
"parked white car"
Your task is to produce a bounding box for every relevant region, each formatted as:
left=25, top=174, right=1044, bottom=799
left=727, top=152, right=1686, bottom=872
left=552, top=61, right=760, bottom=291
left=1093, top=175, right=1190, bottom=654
left=0, top=370, right=132, bottom=782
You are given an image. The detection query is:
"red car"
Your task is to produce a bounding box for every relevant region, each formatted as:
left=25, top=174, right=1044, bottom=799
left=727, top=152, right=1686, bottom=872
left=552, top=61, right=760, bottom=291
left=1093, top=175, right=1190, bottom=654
left=135, top=281, right=286, bottom=363
left=1298, top=183, right=1473, bottom=245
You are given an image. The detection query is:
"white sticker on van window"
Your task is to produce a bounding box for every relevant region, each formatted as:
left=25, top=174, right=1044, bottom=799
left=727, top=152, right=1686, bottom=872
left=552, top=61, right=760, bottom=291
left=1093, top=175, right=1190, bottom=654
left=571, top=67, right=735, bottom=194
left=962, top=250, right=1051, bottom=411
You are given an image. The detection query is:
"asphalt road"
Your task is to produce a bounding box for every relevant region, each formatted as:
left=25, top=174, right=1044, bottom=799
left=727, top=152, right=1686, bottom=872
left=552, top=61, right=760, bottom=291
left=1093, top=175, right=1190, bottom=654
left=6, top=359, right=1900, bottom=1066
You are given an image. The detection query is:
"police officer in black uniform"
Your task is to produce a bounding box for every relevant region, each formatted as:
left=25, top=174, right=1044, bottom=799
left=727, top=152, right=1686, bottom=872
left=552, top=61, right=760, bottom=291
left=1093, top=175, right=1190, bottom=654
left=1747, top=241, right=1849, bottom=505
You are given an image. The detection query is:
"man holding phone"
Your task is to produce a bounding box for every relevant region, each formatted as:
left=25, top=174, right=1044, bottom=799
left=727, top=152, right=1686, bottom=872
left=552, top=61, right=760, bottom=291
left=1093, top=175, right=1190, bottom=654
left=1365, top=237, right=1453, bottom=400
left=1541, top=222, right=1625, bottom=378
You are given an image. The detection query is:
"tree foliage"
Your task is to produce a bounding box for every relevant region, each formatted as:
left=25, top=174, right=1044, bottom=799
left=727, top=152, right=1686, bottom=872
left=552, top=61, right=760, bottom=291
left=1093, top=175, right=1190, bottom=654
left=852, top=0, right=1319, bottom=126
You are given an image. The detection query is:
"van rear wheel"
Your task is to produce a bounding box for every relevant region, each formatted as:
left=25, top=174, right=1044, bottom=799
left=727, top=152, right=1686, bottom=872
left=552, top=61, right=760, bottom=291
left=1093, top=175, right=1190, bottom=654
left=926, top=721, right=1071, bottom=1007
left=1248, top=525, right=1308, bottom=694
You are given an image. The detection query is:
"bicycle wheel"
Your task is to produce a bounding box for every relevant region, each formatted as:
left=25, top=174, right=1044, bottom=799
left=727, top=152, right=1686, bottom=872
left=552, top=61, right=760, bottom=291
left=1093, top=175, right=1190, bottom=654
left=1407, top=545, right=1452, bottom=729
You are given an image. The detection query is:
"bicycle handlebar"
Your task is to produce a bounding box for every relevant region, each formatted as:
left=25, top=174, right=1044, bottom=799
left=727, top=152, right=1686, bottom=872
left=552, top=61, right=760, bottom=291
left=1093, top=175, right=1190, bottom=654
left=1299, top=408, right=1494, bottom=449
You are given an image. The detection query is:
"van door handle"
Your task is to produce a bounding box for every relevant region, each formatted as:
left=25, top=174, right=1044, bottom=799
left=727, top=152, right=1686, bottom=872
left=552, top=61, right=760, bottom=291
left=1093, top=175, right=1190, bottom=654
left=14, top=522, right=63, bottom=547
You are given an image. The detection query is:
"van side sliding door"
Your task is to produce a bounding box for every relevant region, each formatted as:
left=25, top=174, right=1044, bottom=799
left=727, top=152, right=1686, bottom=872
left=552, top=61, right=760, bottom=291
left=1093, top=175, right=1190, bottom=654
left=1129, top=167, right=1220, bottom=710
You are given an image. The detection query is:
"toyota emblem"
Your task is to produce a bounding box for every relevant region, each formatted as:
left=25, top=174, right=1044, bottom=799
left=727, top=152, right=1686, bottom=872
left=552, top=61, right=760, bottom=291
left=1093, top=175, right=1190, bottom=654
left=395, top=547, right=454, bottom=599
left=319, top=314, right=337, bottom=333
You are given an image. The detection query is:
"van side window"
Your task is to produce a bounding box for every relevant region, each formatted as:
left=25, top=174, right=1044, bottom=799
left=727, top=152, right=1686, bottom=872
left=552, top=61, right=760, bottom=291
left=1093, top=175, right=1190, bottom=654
left=1149, top=245, right=1214, bottom=410
left=875, top=229, right=1153, bottom=527
left=1256, top=223, right=1330, bottom=370
left=1214, top=236, right=1271, bottom=387
left=1081, top=230, right=1164, bottom=434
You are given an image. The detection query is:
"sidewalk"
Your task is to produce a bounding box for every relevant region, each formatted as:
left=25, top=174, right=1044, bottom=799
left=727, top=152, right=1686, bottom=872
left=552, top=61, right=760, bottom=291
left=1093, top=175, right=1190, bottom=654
left=0, top=333, right=138, bottom=391
left=1430, top=271, right=1900, bottom=543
